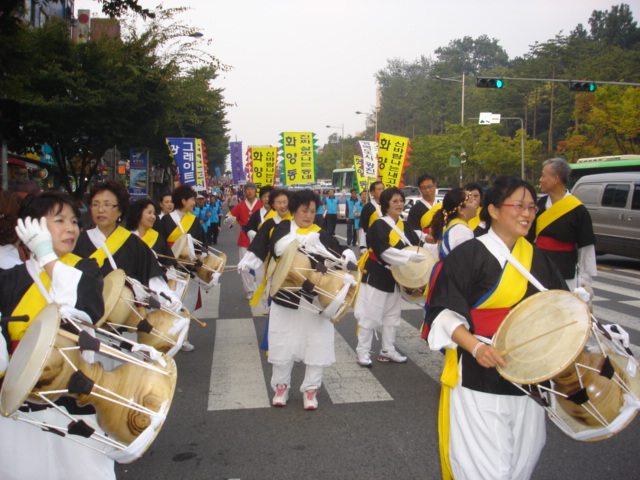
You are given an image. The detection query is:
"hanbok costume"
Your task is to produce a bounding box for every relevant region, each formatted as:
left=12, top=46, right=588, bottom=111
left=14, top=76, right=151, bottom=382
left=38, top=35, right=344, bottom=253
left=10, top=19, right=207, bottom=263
left=357, top=198, right=381, bottom=250
left=229, top=198, right=262, bottom=296
left=266, top=220, right=355, bottom=393
left=354, top=215, right=421, bottom=359
left=528, top=192, right=597, bottom=291
left=158, top=210, right=214, bottom=311
left=0, top=255, right=115, bottom=480
left=426, top=229, right=567, bottom=480
left=406, top=197, right=442, bottom=235
left=133, top=227, right=176, bottom=269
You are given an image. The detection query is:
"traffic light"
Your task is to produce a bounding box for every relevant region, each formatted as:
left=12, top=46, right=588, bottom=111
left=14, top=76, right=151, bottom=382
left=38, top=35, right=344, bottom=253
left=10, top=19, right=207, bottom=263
left=476, top=77, right=504, bottom=88
left=569, top=81, right=597, bottom=92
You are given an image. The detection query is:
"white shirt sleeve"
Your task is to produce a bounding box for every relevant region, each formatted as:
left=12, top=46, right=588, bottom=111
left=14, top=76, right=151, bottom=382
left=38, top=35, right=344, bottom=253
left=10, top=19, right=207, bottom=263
left=577, top=244, right=597, bottom=287
left=447, top=224, right=475, bottom=251
left=49, top=260, right=82, bottom=308
left=427, top=308, right=469, bottom=351
left=380, top=247, right=414, bottom=266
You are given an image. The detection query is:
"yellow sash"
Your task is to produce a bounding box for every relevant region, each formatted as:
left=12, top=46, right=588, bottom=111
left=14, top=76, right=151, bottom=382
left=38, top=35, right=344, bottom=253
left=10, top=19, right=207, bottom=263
left=467, top=206, right=482, bottom=230
left=367, top=209, right=380, bottom=228
left=9, top=253, right=82, bottom=342
left=89, top=226, right=131, bottom=268
left=167, top=212, right=197, bottom=244
left=140, top=228, right=159, bottom=250
left=420, top=202, right=443, bottom=229
left=535, top=195, right=582, bottom=237
left=249, top=218, right=314, bottom=307
left=475, top=236, right=533, bottom=309
left=388, top=218, right=405, bottom=246
left=439, top=347, right=458, bottom=480
left=261, top=209, right=277, bottom=227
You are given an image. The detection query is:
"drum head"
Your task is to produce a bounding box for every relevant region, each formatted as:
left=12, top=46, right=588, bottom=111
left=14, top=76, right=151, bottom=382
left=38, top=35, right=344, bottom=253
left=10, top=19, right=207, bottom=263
left=493, top=290, right=591, bottom=384
left=171, top=234, right=190, bottom=259
left=96, top=269, right=127, bottom=327
left=0, top=304, right=61, bottom=416
left=391, top=246, right=437, bottom=289
left=270, top=239, right=300, bottom=296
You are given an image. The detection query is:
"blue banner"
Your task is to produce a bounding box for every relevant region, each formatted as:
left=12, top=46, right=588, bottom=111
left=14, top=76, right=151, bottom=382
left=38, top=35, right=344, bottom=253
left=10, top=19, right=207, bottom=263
left=167, top=138, right=197, bottom=186
left=129, top=149, right=148, bottom=200
left=229, top=141, right=245, bottom=184
left=214, top=166, right=222, bottom=178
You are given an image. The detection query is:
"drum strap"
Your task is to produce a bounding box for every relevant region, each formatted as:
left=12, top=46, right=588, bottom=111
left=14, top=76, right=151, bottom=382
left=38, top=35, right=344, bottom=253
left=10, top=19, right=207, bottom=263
left=167, top=211, right=196, bottom=244
left=9, top=254, right=82, bottom=348
left=89, top=226, right=131, bottom=268
left=420, top=202, right=442, bottom=230
left=535, top=194, right=582, bottom=236
left=139, top=228, right=159, bottom=250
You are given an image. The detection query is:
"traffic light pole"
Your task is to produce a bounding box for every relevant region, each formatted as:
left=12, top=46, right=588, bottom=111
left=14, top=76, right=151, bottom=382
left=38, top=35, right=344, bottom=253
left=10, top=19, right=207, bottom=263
left=478, top=76, right=640, bottom=87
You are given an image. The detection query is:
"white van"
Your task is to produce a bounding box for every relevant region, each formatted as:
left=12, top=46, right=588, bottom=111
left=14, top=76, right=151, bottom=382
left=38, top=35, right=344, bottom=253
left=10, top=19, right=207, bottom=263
left=571, top=172, right=640, bottom=259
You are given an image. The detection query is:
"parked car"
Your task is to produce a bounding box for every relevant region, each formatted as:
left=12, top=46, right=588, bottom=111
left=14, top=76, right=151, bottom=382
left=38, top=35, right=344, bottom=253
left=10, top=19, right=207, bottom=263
left=401, top=195, right=421, bottom=221
left=337, top=196, right=349, bottom=222
left=435, top=187, right=451, bottom=203
left=571, top=172, right=640, bottom=259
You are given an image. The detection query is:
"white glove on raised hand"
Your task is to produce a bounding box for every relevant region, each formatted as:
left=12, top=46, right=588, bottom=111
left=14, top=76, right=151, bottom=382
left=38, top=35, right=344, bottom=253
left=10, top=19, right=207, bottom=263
left=16, top=217, right=57, bottom=267
left=342, top=248, right=357, bottom=264
left=197, top=273, right=220, bottom=291
left=573, top=287, right=591, bottom=304
left=409, top=253, right=426, bottom=263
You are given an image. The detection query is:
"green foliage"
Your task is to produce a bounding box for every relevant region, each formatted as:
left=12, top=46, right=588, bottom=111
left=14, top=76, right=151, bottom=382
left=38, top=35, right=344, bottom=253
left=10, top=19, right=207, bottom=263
left=370, top=3, right=640, bottom=182
left=0, top=8, right=229, bottom=197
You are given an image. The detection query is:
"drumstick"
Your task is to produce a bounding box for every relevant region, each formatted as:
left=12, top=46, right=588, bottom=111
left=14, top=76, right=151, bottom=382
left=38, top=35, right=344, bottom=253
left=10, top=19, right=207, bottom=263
left=183, top=311, right=207, bottom=327
left=498, top=320, right=578, bottom=356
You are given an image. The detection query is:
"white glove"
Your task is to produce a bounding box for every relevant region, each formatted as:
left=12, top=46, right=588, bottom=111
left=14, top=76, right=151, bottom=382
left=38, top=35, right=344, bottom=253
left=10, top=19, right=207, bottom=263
left=298, top=231, right=320, bottom=246
left=342, top=248, right=357, bottom=264
left=16, top=217, right=57, bottom=267
left=573, top=287, right=591, bottom=304
left=223, top=215, right=236, bottom=228
left=409, top=253, right=426, bottom=263
left=602, top=324, right=630, bottom=349
left=161, top=296, right=183, bottom=314
left=59, top=305, right=93, bottom=324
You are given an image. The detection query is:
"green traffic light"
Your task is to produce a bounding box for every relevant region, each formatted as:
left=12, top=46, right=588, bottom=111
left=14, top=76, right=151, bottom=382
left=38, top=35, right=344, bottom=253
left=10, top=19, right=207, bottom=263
left=495, top=79, right=504, bottom=88
left=589, top=83, right=598, bottom=92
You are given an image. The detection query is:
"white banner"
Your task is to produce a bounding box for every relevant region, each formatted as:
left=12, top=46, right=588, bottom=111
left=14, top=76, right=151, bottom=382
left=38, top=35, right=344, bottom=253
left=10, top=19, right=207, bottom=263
left=358, top=140, right=379, bottom=188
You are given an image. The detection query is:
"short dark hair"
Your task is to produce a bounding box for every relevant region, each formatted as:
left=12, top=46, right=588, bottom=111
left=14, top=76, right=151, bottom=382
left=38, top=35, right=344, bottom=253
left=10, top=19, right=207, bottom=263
left=259, top=185, right=275, bottom=198
left=172, top=185, right=196, bottom=210
left=268, top=188, right=289, bottom=208
left=369, top=180, right=383, bottom=191
left=480, top=176, right=537, bottom=228
left=289, top=189, right=320, bottom=213
left=464, top=182, right=484, bottom=199
left=17, top=191, right=81, bottom=235
left=90, top=180, right=130, bottom=218
left=380, top=187, right=405, bottom=215
left=417, top=174, right=436, bottom=186
left=126, top=198, right=155, bottom=230
left=160, top=192, right=172, bottom=202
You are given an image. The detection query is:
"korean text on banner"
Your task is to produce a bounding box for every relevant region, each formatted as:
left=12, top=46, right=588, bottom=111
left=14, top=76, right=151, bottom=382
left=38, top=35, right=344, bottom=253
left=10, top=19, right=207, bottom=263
left=195, top=139, right=206, bottom=189
left=358, top=140, right=379, bottom=189
left=353, top=155, right=367, bottom=193
left=129, top=149, right=148, bottom=200
left=377, top=133, right=411, bottom=188
left=229, top=141, right=245, bottom=184
left=280, top=132, right=317, bottom=185
left=167, top=137, right=197, bottom=186
left=249, top=146, right=278, bottom=188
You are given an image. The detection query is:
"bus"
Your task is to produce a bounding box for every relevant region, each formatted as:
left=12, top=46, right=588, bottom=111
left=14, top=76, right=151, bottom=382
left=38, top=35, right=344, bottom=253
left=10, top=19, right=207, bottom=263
left=569, top=155, right=640, bottom=186
left=331, top=167, right=357, bottom=192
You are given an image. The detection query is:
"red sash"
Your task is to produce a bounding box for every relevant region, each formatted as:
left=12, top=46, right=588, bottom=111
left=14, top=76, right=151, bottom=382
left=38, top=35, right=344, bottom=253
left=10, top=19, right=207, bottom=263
left=470, top=308, right=512, bottom=337
left=536, top=235, right=575, bottom=252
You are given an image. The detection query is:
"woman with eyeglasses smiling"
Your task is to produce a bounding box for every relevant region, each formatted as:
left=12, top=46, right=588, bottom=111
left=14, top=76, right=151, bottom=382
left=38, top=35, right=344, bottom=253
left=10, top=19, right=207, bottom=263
left=424, top=176, right=568, bottom=480
left=74, top=181, right=181, bottom=311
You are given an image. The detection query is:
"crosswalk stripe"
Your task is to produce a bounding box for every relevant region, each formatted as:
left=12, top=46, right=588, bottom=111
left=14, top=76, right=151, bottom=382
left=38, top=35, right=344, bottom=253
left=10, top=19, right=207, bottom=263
left=593, top=280, right=639, bottom=299
left=208, top=318, right=271, bottom=411
left=323, top=331, right=393, bottom=404
left=592, top=305, right=640, bottom=336
left=596, top=270, right=640, bottom=285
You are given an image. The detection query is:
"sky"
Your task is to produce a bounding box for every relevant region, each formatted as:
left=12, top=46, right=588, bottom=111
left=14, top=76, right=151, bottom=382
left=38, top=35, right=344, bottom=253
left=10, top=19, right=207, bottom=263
left=76, top=0, right=639, bottom=150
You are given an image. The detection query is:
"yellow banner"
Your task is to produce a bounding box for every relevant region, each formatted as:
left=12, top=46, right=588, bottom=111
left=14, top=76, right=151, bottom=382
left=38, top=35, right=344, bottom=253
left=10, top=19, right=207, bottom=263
left=281, top=132, right=316, bottom=185
left=354, top=155, right=368, bottom=193
left=195, top=139, right=206, bottom=189
left=249, top=146, right=278, bottom=188
left=377, top=133, right=410, bottom=188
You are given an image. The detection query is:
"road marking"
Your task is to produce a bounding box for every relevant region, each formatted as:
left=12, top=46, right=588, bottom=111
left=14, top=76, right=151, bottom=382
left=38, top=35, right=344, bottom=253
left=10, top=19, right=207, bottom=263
left=621, top=300, right=640, bottom=308
left=595, top=270, right=640, bottom=287
left=197, top=282, right=221, bottom=319
left=592, top=306, right=640, bottom=336
left=323, top=331, right=393, bottom=404
left=208, top=318, right=271, bottom=411
left=593, top=280, right=639, bottom=300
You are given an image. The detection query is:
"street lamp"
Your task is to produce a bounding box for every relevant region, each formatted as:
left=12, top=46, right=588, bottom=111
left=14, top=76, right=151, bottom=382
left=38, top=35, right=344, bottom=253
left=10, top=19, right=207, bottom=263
left=325, top=124, right=344, bottom=166
left=187, top=32, right=204, bottom=38
left=355, top=110, right=378, bottom=137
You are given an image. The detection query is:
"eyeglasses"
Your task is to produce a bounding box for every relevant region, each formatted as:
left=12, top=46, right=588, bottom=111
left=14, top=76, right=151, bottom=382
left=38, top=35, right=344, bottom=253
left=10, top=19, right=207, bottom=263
left=500, top=203, right=539, bottom=214
left=90, top=203, right=119, bottom=211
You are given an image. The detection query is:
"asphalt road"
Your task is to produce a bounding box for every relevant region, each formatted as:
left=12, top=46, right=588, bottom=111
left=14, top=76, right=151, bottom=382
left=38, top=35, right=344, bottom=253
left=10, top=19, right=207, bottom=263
left=115, top=223, right=640, bottom=480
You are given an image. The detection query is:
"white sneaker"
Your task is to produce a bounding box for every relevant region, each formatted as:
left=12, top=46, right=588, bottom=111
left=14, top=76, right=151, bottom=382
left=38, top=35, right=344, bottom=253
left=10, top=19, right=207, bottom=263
left=378, top=349, right=407, bottom=363
left=303, top=388, right=318, bottom=410
left=357, top=352, right=372, bottom=367
left=181, top=340, right=195, bottom=352
left=272, top=384, right=289, bottom=406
